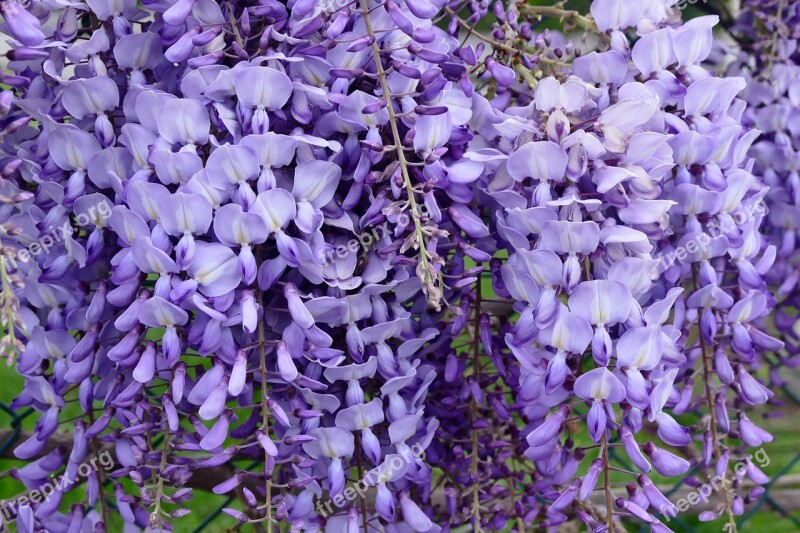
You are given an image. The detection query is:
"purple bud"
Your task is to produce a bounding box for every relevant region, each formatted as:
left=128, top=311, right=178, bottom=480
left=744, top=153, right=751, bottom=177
left=639, top=475, right=678, bottom=516
left=644, top=442, right=690, bottom=476
left=620, top=426, right=651, bottom=473
left=549, top=479, right=581, bottom=512
left=213, top=472, right=246, bottom=495
left=579, top=459, right=603, bottom=501
left=527, top=405, right=569, bottom=448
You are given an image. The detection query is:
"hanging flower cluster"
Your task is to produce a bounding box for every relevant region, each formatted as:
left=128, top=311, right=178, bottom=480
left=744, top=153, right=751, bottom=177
left=424, top=2, right=783, bottom=531
left=0, top=0, right=482, bottom=530
left=0, top=0, right=789, bottom=532
left=726, top=0, right=800, bottom=362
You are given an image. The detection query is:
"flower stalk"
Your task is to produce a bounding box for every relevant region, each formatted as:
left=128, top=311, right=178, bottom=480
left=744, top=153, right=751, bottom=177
left=601, top=433, right=615, bottom=533
left=0, top=255, right=20, bottom=367
left=471, top=279, right=483, bottom=531
left=149, top=423, right=171, bottom=531
left=693, top=266, right=738, bottom=533
left=359, top=0, right=444, bottom=310
left=765, top=0, right=787, bottom=76
left=519, top=3, right=605, bottom=38
left=257, top=282, right=273, bottom=533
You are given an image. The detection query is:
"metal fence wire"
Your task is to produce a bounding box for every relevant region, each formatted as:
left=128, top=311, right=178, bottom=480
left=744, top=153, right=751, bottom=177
left=0, top=403, right=32, bottom=458
left=2, top=374, right=800, bottom=531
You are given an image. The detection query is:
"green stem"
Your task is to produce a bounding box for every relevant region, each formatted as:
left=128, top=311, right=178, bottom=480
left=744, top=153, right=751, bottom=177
left=766, top=0, right=786, bottom=77
left=601, top=433, right=615, bottom=533
left=256, top=282, right=273, bottom=533
left=470, top=279, right=483, bottom=532
left=519, top=4, right=607, bottom=41
left=692, top=265, right=738, bottom=533
left=0, top=255, right=18, bottom=367
left=227, top=2, right=245, bottom=49
left=150, top=423, right=170, bottom=531
left=83, top=406, right=111, bottom=531
left=354, top=434, right=370, bottom=532
left=358, top=0, right=443, bottom=310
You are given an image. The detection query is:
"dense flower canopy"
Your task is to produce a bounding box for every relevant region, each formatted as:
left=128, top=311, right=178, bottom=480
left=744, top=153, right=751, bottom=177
left=0, top=0, right=793, bottom=532
left=728, top=0, right=800, bottom=364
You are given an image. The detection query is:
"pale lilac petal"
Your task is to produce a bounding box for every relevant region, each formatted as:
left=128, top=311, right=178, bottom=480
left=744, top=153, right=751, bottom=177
left=616, top=326, right=663, bottom=370
left=568, top=280, right=632, bottom=326
left=414, top=113, right=452, bottom=153
left=590, top=0, right=644, bottom=32
left=574, top=367, right=626, bottom=403
left=206, top=144, right=260, bottom=188
left=292, top=160, right=341, bottom=208
left=62, top=77, right=120, bottom=119
left=188, top=242, right=242, bottom=297
left=539, top=308, right=593, bottom=354
left=138, top=296, right=189, bottom=327
left=632, top=28, right=675, bottom=77
left=213, top=203, right=269, bottom=246
left=157, top=99, right=210, bottom=145
left=507, top=141, right=569, bottom=182
left=131, top=238, right=179, bottom=274
left=236, top=67, right=293, bottom=110
left=253, top=188, right=297, bottom=232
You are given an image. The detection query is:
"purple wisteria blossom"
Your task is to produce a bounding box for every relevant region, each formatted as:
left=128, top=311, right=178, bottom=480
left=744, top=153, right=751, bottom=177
left=728, top=0, right=800, bottom=368
left=0, top=0, right=791, bottom=532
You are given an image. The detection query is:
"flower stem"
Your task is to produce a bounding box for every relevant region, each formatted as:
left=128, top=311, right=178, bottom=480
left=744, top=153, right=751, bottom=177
left=766, top=0, right=786, bottom=77
left=692, top=265, right=738, bottom=533
left=358, top=0, right=443, bottom=310
left=601, top=432, right=616, bottom=533
left=470, top=280, right=483, bottom=532
left=354, top=434, right=370, bottom=532
left=0, top=255, right=19, bottom=367
left=445, top=7, right=520, bottom=55
left=86, top=407, right=112, bottom=530
left=519, top=4, right=607, bottom=40
left=226, top=2, right=245, bottom=49
left=256, top=248, right=273, bottom=533
left=150, top=423, right=171, bottom=531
